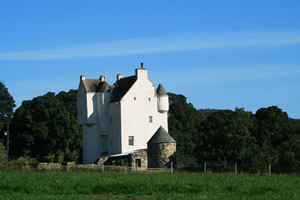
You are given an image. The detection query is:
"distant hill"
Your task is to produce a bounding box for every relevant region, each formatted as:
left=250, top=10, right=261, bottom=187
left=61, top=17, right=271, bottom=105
left=199, top=109, right=222, bottom=117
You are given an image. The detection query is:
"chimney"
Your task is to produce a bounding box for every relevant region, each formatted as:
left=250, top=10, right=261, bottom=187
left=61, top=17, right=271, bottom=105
left=80, top=75, right=86, bottom=81
left=135, top=63, right=147, bottom=80
left=117, top=73, right=123, bottom=81
left=99, top=75, right=106, bottom=82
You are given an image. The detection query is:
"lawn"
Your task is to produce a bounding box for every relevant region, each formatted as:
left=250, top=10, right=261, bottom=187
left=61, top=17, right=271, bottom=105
left=0, top=170, right=298, bottom=199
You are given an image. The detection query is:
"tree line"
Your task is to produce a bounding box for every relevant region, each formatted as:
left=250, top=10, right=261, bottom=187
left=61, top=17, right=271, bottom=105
left=0, top=81, right=299, bottom=172
left=168, top=93, right=300, bottom=172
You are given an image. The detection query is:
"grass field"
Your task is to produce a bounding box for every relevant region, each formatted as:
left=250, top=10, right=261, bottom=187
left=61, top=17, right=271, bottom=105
left=0, top=170, right=299, bottom=199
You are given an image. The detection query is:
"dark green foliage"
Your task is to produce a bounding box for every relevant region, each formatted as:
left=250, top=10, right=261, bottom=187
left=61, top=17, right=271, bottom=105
left=9, top=90, right=81, bottom=162
left=253, top=106, right=291, bottom=167
left=0, top=81, right=15, bottom=130
left=168, top=93, right=205, bottom=167
left=195, top=108, right=257, bottom=170
left=194, top=105, right=299, bottom=172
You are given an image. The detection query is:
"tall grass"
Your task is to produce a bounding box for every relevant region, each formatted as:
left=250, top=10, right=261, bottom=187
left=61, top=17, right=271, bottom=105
left=0, top=170, right=299, bottom=199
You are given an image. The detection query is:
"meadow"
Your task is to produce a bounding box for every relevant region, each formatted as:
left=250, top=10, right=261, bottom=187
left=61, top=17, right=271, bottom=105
left=0, top=169, right=299, bottom=200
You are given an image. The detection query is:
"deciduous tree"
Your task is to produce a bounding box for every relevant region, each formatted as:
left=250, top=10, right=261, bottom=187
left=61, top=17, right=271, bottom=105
left=0, top=81, right=15, bottom=129
left=10, top=90, right=82, bottom=162
left=168, top=93, right=204, bottom=166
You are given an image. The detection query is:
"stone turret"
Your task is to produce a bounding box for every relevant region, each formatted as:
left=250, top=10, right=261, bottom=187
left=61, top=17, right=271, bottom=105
left=147, top=126, right=176, bottom=168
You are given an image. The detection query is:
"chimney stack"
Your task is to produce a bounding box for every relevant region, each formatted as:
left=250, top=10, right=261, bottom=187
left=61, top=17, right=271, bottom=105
left=99, top=75, right=106, bottom=82
left=117, top=73, right=123, bottom=81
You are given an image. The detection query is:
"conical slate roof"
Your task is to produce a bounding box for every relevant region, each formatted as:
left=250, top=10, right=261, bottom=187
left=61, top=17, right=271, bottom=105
left=157, top=84, right=167, bottom=96
left=147, top=126, right=176, bottom=144
left=96, top=81, right=110, bottom=93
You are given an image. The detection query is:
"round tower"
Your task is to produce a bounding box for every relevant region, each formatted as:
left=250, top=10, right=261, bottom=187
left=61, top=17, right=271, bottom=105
left=147, top=126, right=176, bottom=168
left=157, top=84, right=169, bottom=113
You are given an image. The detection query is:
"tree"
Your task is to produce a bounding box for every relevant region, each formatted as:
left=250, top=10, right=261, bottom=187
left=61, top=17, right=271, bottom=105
left=279, top=134, right=300, bottom=171
left=253, top=106, right=291, bottom=166
left=195, top=108, right=257, bottom=171
left=0, top=81, right=15, bottom=130
left=168, top=93, right=204, bottom=167
left=10, top=90, right=82, bottom=162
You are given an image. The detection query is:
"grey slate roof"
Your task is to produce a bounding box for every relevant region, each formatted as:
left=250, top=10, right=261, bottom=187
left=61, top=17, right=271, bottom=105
left=157, top=84, right=167, bottom=96
left=110, top=76, right=136, bottom=102
left=82, top=79, right=101, bottom=92
left=81, top=75, right=137, bottom=103
left=147, top=126, right=176, bottom=144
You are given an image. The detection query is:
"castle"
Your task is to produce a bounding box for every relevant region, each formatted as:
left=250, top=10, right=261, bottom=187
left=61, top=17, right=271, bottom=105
left=77, top=63, right=175, bottom=166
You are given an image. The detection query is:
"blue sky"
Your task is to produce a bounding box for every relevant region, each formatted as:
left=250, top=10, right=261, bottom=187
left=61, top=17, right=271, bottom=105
left=0, top=0, right=300, bottom=118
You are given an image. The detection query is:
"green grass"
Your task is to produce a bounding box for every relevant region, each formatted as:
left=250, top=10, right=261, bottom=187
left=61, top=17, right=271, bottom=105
left=0, top=170, right=299, bottom=199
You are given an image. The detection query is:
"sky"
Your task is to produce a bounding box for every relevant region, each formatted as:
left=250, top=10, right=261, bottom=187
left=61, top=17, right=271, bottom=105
left=0, top=0, right=300, bottom=118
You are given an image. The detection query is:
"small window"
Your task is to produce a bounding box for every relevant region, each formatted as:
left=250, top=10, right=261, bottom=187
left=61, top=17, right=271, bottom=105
left=129, top=136, right=134, bottom=146
left=149, top=116, right=153, bottom=123
left=134, top=97, right=136, bottom=101
left=148, top=98, right=151, bottom=101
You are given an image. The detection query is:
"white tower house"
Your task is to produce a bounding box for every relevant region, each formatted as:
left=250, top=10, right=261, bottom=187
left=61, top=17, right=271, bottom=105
left=157, top=83, right=169, bottom=113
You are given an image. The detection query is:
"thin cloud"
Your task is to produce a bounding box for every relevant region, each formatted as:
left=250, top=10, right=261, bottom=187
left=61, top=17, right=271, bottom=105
left=155, top=64, right=300, bottom=87
left=1, top=31, right=300, bottom=60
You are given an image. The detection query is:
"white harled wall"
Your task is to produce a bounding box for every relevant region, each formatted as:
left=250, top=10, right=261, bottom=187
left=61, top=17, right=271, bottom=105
left=120, top=69, right=168, bottom=153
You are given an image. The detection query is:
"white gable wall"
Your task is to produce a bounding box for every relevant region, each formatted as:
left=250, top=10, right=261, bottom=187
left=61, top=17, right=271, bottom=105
left=119, top=72, right=168, bottom=153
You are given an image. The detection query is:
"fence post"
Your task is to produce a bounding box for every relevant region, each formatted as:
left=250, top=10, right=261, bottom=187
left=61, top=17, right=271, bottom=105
left=235, top=163, right=237, bottom=174
left=204, top=162, right=207, bottom=173
left=268, top=164, right=271, bottom=175
left=171, top=162, right=173, bottom=173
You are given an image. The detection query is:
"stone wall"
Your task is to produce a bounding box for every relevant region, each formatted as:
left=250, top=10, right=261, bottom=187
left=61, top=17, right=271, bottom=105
left=130, top=150, right=147, bottom=169
left=148, top=143, right=176, bottom=168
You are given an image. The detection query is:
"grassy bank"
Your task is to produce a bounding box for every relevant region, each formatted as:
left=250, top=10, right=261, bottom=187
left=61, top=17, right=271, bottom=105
left=0, top=170, right=299, bottom=199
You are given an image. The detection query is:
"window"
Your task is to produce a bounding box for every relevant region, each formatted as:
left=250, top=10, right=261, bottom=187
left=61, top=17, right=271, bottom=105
left=129, top=136, right=134, bottom=146
left=149, top=116, right=153, bottom=123
left=148, top=98, right=151, bottom=101
left=134, top=97, right=136, bottom=101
